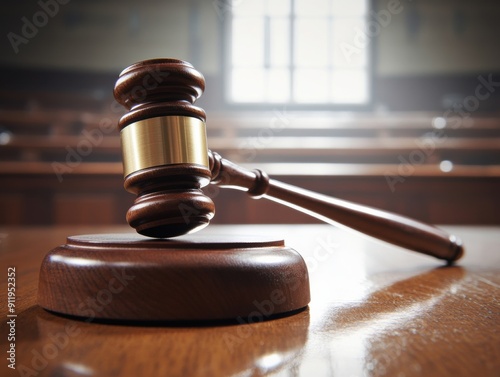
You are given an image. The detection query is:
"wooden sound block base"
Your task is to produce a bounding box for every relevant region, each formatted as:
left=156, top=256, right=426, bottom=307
left=38, top=234, right=310, bottom=322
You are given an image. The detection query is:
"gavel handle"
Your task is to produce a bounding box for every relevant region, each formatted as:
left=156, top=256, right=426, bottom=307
left=209, top=151, right=464, bottom=263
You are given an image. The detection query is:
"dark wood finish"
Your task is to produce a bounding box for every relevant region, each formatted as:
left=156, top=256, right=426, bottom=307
left=38, top=233, right=310, bottom=321
left=1, top=164, right=500, bottom=229
left=114, top=58, right=215, bottom=237
left=1, top=225, right=499, bottom=376
left=114, top=59, right=463, bottom=262
left=114, top=58, right=207, bottom=128
left=2, top=64, right=500, bottom=228
left=209, top=152, right=463, bottom=262
left=376, top=74, right=500, bottom=112
left=1, top=164, right=500, bottom=227
left=124, top=165, right=215, bottom=238
left=213, top=173, right=500, bottom=226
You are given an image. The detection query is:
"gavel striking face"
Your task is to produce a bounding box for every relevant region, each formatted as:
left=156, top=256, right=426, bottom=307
left=114, top=58, right=464, bottom=263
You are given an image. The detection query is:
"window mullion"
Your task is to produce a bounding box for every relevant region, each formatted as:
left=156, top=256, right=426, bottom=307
left=227, top=0, right=369, bottom=105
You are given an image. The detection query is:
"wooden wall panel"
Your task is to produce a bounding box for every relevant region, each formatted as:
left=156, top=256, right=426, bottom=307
left=210, top=175, right=500, bottom=226
left=0, top=173, right=499, bottom=227
left=54, top=194, right=116, bottom=225
left=0, top=194, right=24, bottom=225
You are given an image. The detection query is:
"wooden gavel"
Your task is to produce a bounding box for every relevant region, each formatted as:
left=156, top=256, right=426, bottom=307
left=114, top=58, right=464, bottom=263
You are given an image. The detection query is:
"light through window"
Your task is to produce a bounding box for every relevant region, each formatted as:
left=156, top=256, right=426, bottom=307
left=228, top=0, right=369, bottom=105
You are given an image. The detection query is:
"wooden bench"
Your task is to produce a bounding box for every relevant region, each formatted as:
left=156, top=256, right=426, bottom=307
left=1, top=92, right=500, bottom=226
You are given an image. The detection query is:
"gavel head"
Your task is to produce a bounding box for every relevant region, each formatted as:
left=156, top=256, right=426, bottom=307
left=114, top=58, right=215, bottom=238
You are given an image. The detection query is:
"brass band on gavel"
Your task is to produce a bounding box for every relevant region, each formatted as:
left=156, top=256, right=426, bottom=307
left=120, top=116, right=209, bottom=177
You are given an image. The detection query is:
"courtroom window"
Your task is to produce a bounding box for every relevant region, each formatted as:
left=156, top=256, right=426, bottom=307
left=226, top=0, right=370, bottom=105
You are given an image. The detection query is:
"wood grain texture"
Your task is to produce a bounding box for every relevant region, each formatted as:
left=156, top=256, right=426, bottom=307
left=37, top=233, right=310, bottom=321
left=114, top=58, right=206, bottom=129
left=0, top=225, right=498, bottom=377
left=1, top=166, right=499, bottom=227
left=113, top=59, right=462, bottom=261
left=209, top=151, right=464, bottom=262
left=123, top=164, right=214, bottom=238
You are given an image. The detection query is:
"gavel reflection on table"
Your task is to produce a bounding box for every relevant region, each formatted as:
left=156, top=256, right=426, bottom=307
left=38, top=59, right=464, bottom=322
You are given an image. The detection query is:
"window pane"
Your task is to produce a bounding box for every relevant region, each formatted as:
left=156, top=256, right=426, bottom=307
left=232, top=0, right=265, bottom=16
left=331, top=70, right=368, bottom=103
left=231, top=68, right=266, bottom=102
left=267, top=0, right=291, bottom=16
left=270, top=18, right=290, bottom=67
left=232, top=17, right=264, bottom=67
left=332, top=18, right=368, bottom=67
left=295, top=18, right=329, bottom=67
left=331, top=0, right=367, bottom=16
left=228, top=0, right=370, bottom=105
left=294, top=69, right=329, bottom=102
left=267, top=69, right=290, bottom=102
left=295, top=0, right=330, bottom=16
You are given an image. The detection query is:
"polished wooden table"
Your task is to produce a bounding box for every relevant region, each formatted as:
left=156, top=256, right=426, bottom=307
left=1, top=225, right=499, bottom=377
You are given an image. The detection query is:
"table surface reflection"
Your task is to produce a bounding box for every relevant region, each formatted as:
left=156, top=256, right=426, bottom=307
left=0, top=225, right=499, bottom=377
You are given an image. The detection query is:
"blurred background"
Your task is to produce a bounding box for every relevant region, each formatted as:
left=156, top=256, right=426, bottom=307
left=0, top=0, right=499, bottom=227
